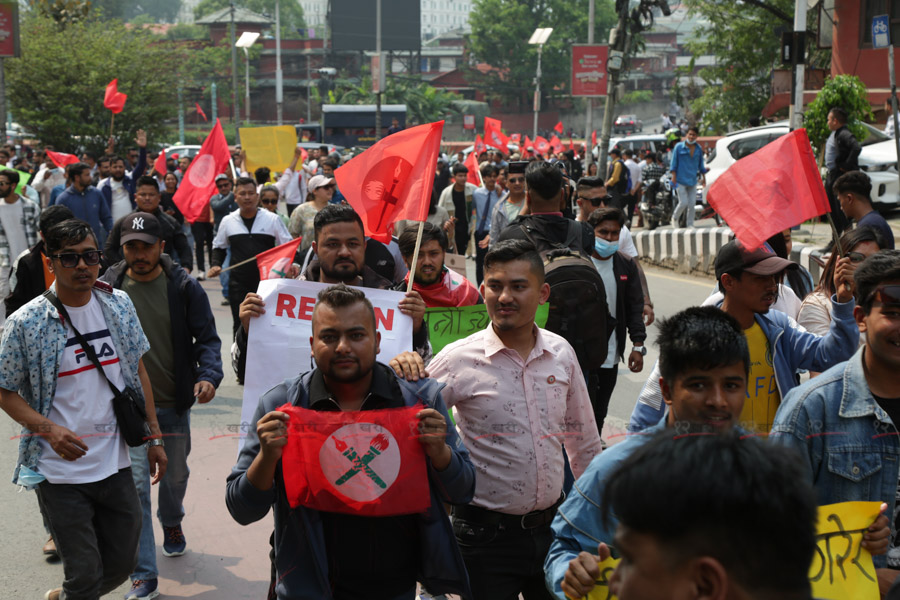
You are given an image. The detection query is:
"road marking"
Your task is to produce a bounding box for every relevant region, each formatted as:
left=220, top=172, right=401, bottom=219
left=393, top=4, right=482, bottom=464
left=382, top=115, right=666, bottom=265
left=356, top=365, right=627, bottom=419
left=644, top=269, right=714, bottom=288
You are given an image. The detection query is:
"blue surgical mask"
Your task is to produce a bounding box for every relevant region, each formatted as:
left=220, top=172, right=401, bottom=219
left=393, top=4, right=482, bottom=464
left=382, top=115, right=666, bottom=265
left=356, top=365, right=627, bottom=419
left=17, top=466, right=45, bottom=487
left=685, top=139, right=696, bottom=146
left=594, top=237, right=619, bottom=258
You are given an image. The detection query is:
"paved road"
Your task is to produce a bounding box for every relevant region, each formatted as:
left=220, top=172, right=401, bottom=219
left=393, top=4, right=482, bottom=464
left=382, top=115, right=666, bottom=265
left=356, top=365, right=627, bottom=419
left=0, top=264, right=710, bottom=598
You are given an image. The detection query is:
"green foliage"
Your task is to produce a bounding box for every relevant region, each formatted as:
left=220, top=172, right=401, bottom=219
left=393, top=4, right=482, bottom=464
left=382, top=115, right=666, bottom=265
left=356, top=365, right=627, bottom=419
left=28, top=0, right=91, bottom=26
left=680, top=0, right=796, bottom=132
left=621, top=90, right=653, bottom=105
left=30, top=0, right=183, bottom=22
left=466, top=0, right=618, bottom=106
left=194, top=0, right=306, bottom=39
left=177, top=39, right=262, bottom=114
left=805, top=75, right=874, bottom=156
left=164, top=24, right=208, bottom=40
left=5, top=15, right=181, bottom=154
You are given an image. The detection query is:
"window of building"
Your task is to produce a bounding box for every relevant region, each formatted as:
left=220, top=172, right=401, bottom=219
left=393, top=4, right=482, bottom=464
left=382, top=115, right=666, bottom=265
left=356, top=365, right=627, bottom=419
left=861, top=0, right=900, bottom=47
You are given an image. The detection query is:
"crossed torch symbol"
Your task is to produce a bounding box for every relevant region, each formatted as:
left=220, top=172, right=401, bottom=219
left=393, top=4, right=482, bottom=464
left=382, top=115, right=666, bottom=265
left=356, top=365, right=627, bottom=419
left=331, top=433, right=390, bottom=489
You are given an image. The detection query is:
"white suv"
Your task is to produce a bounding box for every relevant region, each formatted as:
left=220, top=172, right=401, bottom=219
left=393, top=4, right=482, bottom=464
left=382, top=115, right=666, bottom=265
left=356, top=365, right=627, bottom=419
left=703, top=121, right=899, bottom=210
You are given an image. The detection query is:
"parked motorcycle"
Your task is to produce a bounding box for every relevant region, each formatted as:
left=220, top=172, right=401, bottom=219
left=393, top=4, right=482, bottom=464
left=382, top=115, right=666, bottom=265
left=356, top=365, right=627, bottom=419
left=639, top=173, right=675, bottom=230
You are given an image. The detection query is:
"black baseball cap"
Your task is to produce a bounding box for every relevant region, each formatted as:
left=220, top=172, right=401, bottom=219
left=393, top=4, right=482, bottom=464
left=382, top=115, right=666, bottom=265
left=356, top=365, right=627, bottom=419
left=120, top=212, right=161, bottom=246
left=715, top=239, right=797, bottom=279
left=508, top=161, right=528, bottom=174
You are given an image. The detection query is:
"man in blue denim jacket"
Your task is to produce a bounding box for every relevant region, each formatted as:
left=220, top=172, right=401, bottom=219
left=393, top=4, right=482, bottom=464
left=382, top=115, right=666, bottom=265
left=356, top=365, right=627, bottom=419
left=772, top=250, right=900, bottom=570
left=544, top=306, right=750, bottom=599
left=630, top=239, right=859, bottom=434
left=226, top=284, right=475, bottom=600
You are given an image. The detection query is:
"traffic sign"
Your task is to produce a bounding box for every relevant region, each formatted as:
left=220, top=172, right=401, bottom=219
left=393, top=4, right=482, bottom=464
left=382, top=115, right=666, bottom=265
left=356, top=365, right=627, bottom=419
left=873, top=14, right=891, bottom=49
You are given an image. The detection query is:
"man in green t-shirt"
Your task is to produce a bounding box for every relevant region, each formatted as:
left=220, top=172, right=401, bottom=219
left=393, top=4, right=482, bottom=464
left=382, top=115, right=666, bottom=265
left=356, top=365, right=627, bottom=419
left=99, top=212, right=223, bottom=600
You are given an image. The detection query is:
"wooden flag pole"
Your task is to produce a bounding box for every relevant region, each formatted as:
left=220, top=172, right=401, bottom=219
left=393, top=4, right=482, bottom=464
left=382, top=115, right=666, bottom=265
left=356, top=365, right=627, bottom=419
left=109, top=112, right=115, bottom=138
left=406, top=220, right=426, bottom=293
left=219, top=254, right=258, bottom=274
left=825, top=212, right=844, bottom=257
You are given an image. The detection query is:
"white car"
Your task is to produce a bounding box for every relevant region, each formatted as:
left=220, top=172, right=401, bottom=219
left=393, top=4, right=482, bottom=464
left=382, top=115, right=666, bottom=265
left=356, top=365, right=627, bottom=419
left=162, top=144, right=202, bottom=159
left=703, top=121, right=899, bottom=210
left=594, top=134, right=668, bottom=159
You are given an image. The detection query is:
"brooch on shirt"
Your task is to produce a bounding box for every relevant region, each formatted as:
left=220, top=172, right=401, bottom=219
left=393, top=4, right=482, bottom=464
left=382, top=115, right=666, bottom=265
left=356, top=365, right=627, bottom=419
left=547, top=375, right=556, bottom=384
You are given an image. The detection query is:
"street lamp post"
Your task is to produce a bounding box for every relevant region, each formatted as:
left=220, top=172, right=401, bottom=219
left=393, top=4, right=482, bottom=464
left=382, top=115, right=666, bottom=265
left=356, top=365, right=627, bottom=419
left=236, top=31, right=260, bottom=127
left=528, top=27, right=553, bottom=141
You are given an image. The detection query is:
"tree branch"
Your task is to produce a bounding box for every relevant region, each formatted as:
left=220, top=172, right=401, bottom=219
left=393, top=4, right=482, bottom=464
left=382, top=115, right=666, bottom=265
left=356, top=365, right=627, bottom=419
left=740, top=0, right=792, bottom=23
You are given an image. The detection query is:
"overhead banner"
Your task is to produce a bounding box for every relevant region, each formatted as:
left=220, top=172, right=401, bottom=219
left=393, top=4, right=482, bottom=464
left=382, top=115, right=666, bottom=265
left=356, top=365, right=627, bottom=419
left=572, top=44, right=609, bottom=97
left=241, top=279, right=413, bottom=445
left=239, top=125, right=299, bottom=174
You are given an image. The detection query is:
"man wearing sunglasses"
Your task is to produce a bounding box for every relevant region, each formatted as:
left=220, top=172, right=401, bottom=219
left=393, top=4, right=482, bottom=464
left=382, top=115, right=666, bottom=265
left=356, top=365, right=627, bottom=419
left=488, top=161, right=527, bottom=248
left=772, top=250, right=900, bottom=571
left=0, top=218, right=166, bottom=600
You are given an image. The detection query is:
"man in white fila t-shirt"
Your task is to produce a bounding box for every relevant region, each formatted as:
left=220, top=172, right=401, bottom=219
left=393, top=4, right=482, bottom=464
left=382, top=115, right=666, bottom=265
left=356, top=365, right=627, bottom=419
left=0, top=218, right=167, bottom=600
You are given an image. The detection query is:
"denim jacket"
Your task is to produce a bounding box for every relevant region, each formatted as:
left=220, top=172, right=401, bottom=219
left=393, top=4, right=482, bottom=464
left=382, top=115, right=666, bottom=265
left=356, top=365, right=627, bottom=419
left=225, top=365, right=475, bottom=599
left=544, top=420, right=668, bottom=598
left=771, top=347, right=900, bottom=568
left=629, top=297, right=859, bottom=432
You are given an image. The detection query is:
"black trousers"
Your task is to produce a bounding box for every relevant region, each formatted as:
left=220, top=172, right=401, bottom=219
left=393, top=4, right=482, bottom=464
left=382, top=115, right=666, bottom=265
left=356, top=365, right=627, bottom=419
left=452, top=517, right=554, bottom=600
left=475, top=230, right=489, bottom=285
left=587, top=366, right=619, bottom=437
left=191, top=222, right=214, bottom=272
left=826, top=170, right=850, bottom=235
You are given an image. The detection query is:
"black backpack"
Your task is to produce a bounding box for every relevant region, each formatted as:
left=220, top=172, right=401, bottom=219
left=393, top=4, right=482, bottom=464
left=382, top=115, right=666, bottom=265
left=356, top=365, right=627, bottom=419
left=519, top=216, right=612, bottom=370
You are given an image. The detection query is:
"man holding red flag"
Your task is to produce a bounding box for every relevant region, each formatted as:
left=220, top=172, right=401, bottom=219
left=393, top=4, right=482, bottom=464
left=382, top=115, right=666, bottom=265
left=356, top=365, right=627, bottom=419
left=226, top=284, right=475, bottom=600
left=397, top=222, right=481, bottom=307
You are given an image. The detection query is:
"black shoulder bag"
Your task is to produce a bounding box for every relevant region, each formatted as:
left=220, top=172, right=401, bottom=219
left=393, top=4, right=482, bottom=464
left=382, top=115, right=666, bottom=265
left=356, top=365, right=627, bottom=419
left=43, top=290, right=151, bottom=447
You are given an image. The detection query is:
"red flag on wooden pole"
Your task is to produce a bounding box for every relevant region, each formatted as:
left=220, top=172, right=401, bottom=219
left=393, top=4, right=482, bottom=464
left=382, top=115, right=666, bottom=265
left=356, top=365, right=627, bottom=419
left=257, top=237, right=304, bottom=279
left=464, top=150, right=482, bottom=187
left=279, top=403, right=430, bottom=516
left=173, top=119, right=232, bottom=223
left=46, top=150, right=79, bottom=168
left=195, top=103, right=208, bottom=122
left=484, top=117, right=509, bottom=150
left=335, top=121, right=444, bottom=243
left=103, top=79, right=127, bottom=114
left=707, top=129, right=830, bottom=249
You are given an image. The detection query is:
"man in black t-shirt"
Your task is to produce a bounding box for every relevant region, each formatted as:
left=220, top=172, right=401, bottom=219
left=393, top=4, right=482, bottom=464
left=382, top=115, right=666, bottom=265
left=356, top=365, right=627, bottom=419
left=438, top=163, right=477, bottom=256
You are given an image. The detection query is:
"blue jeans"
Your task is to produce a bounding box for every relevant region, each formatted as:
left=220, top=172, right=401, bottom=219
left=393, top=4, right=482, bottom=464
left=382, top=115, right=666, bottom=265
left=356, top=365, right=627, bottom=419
left=130, top=407, right=192, bottom=581
left=672, top=183, right=696, bottom=228
left=220, top=247, right=231, bottom=300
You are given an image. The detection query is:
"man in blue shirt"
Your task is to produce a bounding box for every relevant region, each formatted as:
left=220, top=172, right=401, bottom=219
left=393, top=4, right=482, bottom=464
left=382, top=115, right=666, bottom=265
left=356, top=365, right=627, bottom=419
left=833, top=170, right=895, bottom=249
left=669, top=126, right=707, bottom=228
left=54, top=162, right=113, bottom=244
left=471, top=163, right=503, bottom=284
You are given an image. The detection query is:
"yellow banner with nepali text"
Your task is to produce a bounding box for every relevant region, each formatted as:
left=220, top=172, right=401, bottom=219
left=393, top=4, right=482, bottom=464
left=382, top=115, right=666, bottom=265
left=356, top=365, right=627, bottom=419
left=239, top=125, right=298, bottom=174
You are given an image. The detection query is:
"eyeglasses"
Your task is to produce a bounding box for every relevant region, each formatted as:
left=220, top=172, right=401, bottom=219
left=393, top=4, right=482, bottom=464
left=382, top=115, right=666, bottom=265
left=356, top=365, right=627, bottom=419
left=508, top=177, right=525, bottom=184
left=260, top=199, right=278, bottom=205
left=868, top=284, right=900, bottom=305
left=50, top=250, right=103, bottom=268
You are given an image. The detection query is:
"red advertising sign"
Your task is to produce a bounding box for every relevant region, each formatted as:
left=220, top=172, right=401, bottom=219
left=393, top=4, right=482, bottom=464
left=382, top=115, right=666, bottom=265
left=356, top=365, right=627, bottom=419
left=463, top=114, right=475, bottom=130
left=571, top=44, right=608, bottom=97
left=0, top=3, right=19, bottom=58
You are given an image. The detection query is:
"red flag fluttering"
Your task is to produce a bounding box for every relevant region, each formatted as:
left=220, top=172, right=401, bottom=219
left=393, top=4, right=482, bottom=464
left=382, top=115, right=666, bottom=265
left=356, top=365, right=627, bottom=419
left=103, top=79, right=127, bottom=114
left=473, top=134, right=486, bottom=156
left=534, top=136, right=551, bottom=155
left=46, top=150, right=79, bottom=168
left=464, top=150, right=482, bottom=187
left=195, top=103, right=208, bottom=122
left=335, top=120, right=444, bottom=243
left=509, top=133, right=522, bottom=144
left=153, top=149, right=167, bottom=177
left=549, top=135, right=563, bottom=154
left=173, top=119, right=232, bottom=223
left=257, top=237, right=304, bottom=280
left=554, top=121, right=564, bottom=134
left=591, top=130, right=597, bottom=148
left=707, top=129, right=830, bottom=249
left=484, top=117, right=509, bottom=150
left=279, top=404, right=430, bottom=516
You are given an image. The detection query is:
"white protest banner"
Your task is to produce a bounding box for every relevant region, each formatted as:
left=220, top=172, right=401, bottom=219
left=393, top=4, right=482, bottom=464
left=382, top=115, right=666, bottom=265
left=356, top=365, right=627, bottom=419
left=240, top=279, right=413, bottom=446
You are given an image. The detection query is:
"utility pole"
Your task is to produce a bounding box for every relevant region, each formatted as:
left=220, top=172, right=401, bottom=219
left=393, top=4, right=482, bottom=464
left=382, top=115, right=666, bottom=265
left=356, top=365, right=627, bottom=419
left=0, top=58, right=6, bottom=145
left=230, top=1, right=239, bottom=133
left=211, top=82, right=218, bottom=123
left=375, top=0, right=383, bottom=140
left=788, top=0, right=806, bottom=131
left=276, top=0, right=283, bottom=125
left=584, top=0, right=595, bottom=169
left=598, top=5, right=629, bottom=176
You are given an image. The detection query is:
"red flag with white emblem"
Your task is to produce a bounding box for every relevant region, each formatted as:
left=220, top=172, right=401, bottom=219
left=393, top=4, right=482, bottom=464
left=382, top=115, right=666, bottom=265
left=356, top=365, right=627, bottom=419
left=334, top=121, right=444, bottom=243
left=172, top=119, right=231, bottom=223
left=464, top=150, right=482, bottom=186
left=279, top=404, right=430, bottom=516
left=484, top=117, right=509, bottom=150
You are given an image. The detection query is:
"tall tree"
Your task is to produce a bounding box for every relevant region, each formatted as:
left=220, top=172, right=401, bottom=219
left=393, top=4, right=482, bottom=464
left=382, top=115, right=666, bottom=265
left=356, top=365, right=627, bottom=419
left=194, top=0, right=306, bottom=39
left=6, top=15, right=182, bottom=154
left=466, top=0, right=618, bottom=107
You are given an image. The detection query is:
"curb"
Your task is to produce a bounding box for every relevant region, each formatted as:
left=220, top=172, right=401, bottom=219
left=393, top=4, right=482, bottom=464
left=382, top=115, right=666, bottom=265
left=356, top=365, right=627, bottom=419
left=634, top=227, right=827, bottom=283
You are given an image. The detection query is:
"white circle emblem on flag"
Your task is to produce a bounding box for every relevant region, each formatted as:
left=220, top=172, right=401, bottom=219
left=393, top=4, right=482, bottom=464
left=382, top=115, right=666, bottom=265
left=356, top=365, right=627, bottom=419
left=319, top=423, right=401, bottom=502
left=188, top=154, right=216, bottom=187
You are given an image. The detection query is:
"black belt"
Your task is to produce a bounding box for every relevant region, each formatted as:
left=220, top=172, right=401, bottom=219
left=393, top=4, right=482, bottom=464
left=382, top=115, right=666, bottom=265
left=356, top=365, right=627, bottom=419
left=451, top=494, right=565, bottom=530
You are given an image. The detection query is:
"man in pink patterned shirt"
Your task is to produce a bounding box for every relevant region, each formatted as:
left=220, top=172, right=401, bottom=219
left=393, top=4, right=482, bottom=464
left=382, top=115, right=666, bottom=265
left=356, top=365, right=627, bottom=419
left=428, top=238, right=602, bottom=600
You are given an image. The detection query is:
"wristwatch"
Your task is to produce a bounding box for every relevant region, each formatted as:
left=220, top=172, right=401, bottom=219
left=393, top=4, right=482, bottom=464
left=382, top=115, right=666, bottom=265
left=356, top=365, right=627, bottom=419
left=147, top=438, right=164, bottom=448
left=633, top=345, right=647, bottom=356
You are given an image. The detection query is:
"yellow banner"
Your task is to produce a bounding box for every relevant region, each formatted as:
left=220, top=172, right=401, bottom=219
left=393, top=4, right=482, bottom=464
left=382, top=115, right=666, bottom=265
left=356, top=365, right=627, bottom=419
left=564, top=555, right=620, bottom=600
left=239, top=125, right=298, bottom=174
left=810, top=501, right=881, bottom=600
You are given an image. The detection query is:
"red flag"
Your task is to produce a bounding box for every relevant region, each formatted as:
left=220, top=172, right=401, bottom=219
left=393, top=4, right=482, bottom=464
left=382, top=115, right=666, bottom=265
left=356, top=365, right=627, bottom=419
left=523, top=135, right=533, bottom=151
left=554, top=121, right=565, bottom=134
left=257, top=237, right=304, bottom=279
left=103, top=79, right=127, bottom=114
left=473, top=134, right=486, bottom=156
left=279, top=403, right=430, bottom=516
left=591, top=130, right=597, bottom=148
left=549, top=135, right=563, bottom=153
left=46, top=150, right=79, bottom=168
left=534, top=136, right=551, bottom=155
left=707, top=129, right=830, bottom=249
left=483, top=117, right=509, bottom=150
left=195, top=102, right=208, bottom=122
left=569, top=138, right=575, bottom=151
left=300, top=147, right=309, bottom=162
left=335, top=121, right=444, bottom=243
left=464, top=150, right=481, bottom=186
left=510, top=133, right=521, bottom=144
left=173, top=119, right=231, bottom=224
left=153, top=149, right=167, bottom=177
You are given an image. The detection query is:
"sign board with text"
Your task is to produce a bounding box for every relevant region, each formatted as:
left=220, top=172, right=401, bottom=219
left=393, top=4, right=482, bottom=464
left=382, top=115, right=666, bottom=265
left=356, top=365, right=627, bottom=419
left=0, top=2, right=19, bottom=58
left=572, top=44, right=609, bottom=97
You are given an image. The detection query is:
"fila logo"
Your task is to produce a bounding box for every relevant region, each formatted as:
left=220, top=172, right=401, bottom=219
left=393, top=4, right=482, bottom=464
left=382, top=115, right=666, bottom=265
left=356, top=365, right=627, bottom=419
left=132, top=217, right=144, bottom=230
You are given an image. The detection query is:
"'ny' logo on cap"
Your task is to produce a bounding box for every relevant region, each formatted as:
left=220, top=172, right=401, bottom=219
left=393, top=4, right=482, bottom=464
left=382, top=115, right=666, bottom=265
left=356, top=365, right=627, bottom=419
left=132, top=217, right=144, bottom=230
